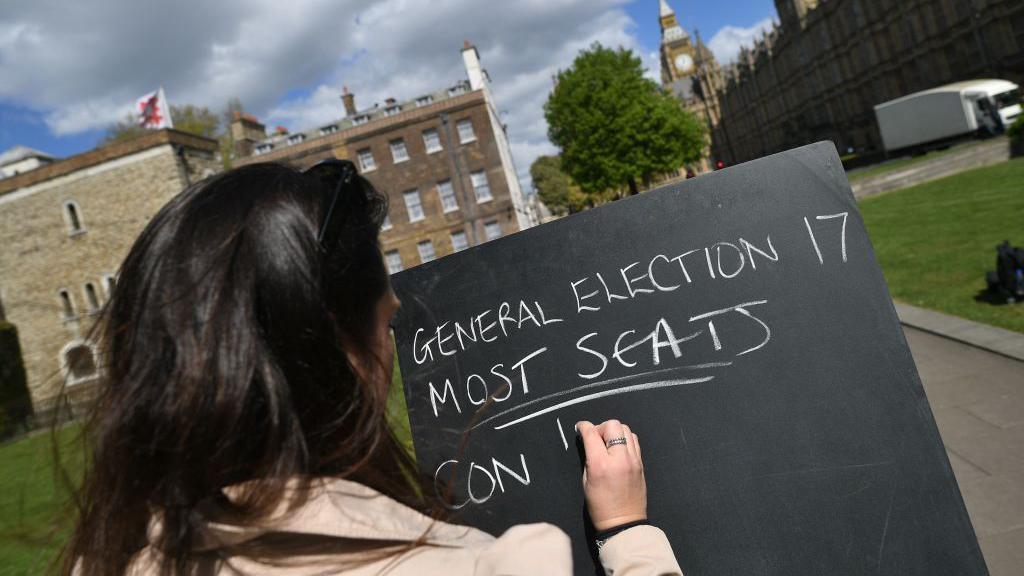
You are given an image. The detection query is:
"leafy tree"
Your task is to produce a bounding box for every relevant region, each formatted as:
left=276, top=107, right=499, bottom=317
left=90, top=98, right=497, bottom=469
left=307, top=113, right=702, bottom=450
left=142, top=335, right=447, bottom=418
left=529, top=155, right=589, bottom=215
left=219, top=97, right=245, bottom=169
left=170, top=104, right=220, bottom=139
left=544, top=43, right=705, bottom=196
left=102, top=104, right=221, bottom=145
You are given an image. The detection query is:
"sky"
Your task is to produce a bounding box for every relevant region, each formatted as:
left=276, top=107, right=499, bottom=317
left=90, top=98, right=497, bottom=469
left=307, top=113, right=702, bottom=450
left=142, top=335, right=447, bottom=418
left=0, top=0, right=777, bottom=185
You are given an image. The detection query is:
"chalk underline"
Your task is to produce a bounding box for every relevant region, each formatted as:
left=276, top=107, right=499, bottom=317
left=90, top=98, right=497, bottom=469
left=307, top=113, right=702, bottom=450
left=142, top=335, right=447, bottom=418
left=468, top=361, right=731, bottom=431
left=492, top=377, right=715, bottom=430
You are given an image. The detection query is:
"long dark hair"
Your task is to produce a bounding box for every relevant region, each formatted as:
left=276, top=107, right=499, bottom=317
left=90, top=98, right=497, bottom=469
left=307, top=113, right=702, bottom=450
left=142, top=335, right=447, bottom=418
left=58, top=162, right=427, bottom=575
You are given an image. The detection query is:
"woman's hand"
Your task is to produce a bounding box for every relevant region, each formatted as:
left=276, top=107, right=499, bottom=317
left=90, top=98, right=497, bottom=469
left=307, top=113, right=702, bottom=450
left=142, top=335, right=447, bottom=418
left=576, top=419, right=647, bottom=531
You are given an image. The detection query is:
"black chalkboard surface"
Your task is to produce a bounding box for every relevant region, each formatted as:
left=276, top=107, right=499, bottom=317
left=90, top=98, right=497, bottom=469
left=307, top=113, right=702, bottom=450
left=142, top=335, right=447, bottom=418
left=390, top=142, right=987, bottom=575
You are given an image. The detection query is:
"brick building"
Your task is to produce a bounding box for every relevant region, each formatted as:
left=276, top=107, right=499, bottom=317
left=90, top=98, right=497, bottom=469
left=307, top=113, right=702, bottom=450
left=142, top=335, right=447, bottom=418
left=0, top=130, right=219, bottom=413
left=232, top=42, right=537, bottom=271
left=711, top=0, right=1024, bottom=164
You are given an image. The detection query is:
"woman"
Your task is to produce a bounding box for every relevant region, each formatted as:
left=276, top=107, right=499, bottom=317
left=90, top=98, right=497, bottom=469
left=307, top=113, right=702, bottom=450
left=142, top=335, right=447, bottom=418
left=59, top=161, right=682, bottom=575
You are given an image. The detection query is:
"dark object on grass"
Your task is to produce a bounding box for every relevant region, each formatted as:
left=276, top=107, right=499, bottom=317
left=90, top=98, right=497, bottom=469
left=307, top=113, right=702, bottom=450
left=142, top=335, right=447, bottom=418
left=986, top=240, right=1024, bottom=303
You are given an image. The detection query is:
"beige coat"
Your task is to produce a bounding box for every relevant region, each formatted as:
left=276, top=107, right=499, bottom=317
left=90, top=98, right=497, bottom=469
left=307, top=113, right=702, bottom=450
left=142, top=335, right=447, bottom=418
left=129, top=477, right=683, bottom=575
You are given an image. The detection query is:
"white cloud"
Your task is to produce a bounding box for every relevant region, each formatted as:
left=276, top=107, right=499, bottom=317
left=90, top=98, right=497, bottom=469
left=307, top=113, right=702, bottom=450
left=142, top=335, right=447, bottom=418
left=707, top=17, right=775, bottom=65
left=0, top=0, right=644, bottom=187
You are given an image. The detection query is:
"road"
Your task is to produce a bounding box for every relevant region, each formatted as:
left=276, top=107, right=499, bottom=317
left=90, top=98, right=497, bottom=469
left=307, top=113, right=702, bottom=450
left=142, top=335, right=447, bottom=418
left=908, top=326, right=1024, bottom=575
left=851, top=138, right=1011, bottom=199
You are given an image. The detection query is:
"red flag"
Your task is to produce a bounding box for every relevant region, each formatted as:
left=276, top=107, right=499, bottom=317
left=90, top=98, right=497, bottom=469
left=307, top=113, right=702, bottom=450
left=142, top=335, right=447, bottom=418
left=135, top=88, right=173, bottom=129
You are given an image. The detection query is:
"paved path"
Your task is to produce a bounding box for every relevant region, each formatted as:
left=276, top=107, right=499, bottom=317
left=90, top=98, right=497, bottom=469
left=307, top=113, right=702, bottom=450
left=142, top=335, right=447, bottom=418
left=851, top=138, right=1010, bottom=199
left=907, top=326, right=1024, bottom=575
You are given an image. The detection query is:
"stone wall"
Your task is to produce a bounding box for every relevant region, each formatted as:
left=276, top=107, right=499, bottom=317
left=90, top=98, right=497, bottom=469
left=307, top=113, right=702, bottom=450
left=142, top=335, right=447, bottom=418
left=0, top=137, right=218, bottom=413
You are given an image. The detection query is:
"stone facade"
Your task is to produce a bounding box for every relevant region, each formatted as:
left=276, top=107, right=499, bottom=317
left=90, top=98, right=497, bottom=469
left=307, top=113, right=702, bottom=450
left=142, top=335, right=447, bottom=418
left=233, top=43, right=535, bottom=271
left=0, top=130, right=219, bottom=413
left=714, top=0, right=1024, bottom=164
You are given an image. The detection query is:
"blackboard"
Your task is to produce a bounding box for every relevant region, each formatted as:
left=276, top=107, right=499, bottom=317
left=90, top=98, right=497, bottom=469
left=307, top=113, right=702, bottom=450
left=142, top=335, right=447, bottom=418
left=390, top=142, right=987, bottom=575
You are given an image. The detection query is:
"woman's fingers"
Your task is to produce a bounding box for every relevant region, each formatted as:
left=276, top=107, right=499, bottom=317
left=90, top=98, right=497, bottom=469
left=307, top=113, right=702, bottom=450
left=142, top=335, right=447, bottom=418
left=595, top=419, right=627, bottom=453
left=621, top=424, right=638, bottom=461
left=576, top=420, right=606, bottom=464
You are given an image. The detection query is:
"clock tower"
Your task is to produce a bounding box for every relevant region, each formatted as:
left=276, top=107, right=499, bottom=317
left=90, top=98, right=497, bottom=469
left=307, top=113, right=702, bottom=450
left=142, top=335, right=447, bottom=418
left=659, top=0, right=697, bottom=86
left=658, top=0, right=730, bottom=171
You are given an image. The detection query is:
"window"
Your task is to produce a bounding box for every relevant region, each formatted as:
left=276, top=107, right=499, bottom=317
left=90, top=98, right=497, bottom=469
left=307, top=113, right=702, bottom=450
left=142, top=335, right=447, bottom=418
left=64, top=201, right=84, bottom=235
left=103, top=275, right=116, bottom=298
left=470, top=171, right=492, bottom=202
left=383, top=105, right=400, bottom=117
left=416, top=95, right=433, bottom=107
left=390, top=139, right=409, bottom=163
left=448, top=84, right=468, bottom=97
left=357, top=148, right=376, bottom=172
left=287, top=133, right=306, bottom=145
left=422, top=129, right=443, bottom=153
left=319, top=124, right=339, bottom=136
left=83, top=283, right=100, bottom=312
left=385, top=250, right=403, bottom=274
left=451, top=231, right=469, bottom=252
left=62, top=341, right=98, bottom=385
left=254, top=143, right=273, bottom=155
left=353, top=115, right=370, bottom=126
left=382, top=213, right=393, bottom=231
left=403, top=189, right=424, bottom=222
left=484, top=220, right=502, bottom=241
left=417, top=240, right=436, bottom=263
left=457, top=119, right=476, bottom=143
left=437, top=180, right=458, bottom=212
left=59, top=289, right=74, bottom=319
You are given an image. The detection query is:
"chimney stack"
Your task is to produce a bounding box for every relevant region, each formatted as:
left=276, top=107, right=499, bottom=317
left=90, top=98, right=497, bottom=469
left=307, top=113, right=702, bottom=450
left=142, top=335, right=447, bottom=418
left=230, top=111, right=267, bottom=158
left=461, top=39, right=486, bottom=91
left=385, top=97, right=397, bottom=107
left=341, top=86, right=357, bottom=117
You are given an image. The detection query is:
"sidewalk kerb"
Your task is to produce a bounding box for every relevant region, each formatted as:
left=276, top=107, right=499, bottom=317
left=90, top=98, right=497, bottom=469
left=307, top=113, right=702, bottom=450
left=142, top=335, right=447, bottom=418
left=894, top=301, right=1024, bottom=364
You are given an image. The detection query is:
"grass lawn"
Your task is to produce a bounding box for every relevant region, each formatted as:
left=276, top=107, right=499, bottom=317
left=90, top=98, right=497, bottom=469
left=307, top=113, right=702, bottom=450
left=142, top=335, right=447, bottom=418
left=0, top=424, right=83, bottom=576
left=859, top=157, right=1024, bottom=333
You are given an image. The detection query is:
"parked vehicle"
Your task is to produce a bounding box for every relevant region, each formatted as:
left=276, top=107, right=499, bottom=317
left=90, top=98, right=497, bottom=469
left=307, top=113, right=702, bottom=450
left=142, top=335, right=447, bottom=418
left=873, top=79, right=1021, bottom=154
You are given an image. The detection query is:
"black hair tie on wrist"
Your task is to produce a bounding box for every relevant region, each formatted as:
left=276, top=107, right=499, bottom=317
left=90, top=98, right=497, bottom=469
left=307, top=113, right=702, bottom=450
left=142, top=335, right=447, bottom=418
left=594, top=520, right=652, bottom=549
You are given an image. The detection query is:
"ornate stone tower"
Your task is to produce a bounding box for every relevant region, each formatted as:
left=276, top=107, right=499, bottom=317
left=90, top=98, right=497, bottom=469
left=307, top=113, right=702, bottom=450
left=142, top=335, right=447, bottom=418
left=658, top=0, right=726, bottom=169
left=659, top=0, right=698, bottom=86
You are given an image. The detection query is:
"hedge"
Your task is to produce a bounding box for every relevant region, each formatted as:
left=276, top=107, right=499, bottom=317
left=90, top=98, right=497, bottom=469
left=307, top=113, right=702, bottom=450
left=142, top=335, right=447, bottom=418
left=0, top=321, right=33, bottom=439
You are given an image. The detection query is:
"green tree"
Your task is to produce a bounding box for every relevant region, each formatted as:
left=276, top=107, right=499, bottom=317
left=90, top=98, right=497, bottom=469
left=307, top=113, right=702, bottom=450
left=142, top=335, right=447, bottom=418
left=219, top=97, right=245, bottom=169
left=170, top=104, right=220, bottom=139
left=529, top=155, right=589, bottom=215
left=102, top=104, right=221, bottom=145
left=544, top=43, right=705, bottom=196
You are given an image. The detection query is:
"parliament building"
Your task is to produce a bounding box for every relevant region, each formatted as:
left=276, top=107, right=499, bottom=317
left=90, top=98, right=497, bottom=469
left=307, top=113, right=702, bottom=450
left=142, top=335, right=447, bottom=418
left=660, top=0, right=1024, bottom=166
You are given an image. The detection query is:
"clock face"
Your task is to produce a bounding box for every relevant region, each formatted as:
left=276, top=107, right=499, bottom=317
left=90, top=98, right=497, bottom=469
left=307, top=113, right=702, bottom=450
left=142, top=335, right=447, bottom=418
left=674, top=53, right=694, bottom=74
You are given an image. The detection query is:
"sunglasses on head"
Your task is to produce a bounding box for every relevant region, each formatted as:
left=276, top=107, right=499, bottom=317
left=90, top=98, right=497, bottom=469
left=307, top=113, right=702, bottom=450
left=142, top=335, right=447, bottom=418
left=302, top=158, right=367, bottom=245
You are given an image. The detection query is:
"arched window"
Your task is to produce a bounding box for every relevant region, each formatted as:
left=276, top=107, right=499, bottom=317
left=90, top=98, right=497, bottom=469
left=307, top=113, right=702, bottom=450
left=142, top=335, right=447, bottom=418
left=59, top=289, right=75, bottom=319
left=64, top=201, right=84, bottom=234
left=103, top=275, right=116, bottom=298
left=62, top=341, right=99, bottom=385
left=84, top=282, right=100, bottom=312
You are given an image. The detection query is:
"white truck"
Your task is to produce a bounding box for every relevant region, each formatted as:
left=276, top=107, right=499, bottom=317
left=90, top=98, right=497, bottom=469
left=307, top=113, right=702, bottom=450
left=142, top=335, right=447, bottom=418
left=873, top=79, right=1021, bottom=153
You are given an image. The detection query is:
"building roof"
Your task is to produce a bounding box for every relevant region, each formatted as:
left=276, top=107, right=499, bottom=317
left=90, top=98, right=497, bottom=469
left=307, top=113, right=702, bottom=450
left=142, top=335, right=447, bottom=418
left=250, top=80, right=474, bottom=157
left=0, top=145, right=55, bottom=167
left=0, top=129, right=218, bottom=197
left=659, top=0, right=674, bottom=18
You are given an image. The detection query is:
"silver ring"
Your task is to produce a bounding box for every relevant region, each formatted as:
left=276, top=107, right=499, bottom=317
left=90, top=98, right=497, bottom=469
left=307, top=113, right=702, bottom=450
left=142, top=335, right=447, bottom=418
left=606, top=437, right=628, bottom=448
